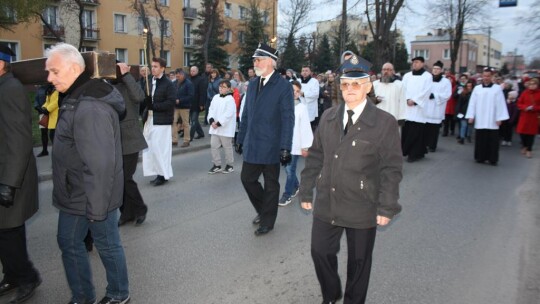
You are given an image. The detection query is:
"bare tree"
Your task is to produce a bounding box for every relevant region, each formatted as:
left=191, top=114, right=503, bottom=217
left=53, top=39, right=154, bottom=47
left=516, top=0, right=540, bottom=55
left=133, top=0, right=156, bottom=59
left=364, top=0, right=405, bottom=71
left=152, top=0, right=169, bottom=58
left=0, top=0, right=49, bottom=31
left=425, top=0, right=488, bottom=73
left=279, top=0, right=313, bottom=38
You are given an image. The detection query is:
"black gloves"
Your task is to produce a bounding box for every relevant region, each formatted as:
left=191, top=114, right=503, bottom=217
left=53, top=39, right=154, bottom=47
left=429, top=93, right=435, bottom=99
left=280, top=149, right=292, bottom=166
left=235, top=144, right=243, bottom=155
left=144, top=96, right=153, bottom=110
left=0, top=184, right=15, bottom=208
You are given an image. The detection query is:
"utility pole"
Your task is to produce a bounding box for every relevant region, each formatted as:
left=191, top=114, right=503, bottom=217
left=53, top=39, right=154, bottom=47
left=340, top=0, right=347, bottom=55
left=487, top=26, right=491, bottom=68
left=392, top=22, right=396, bottom=64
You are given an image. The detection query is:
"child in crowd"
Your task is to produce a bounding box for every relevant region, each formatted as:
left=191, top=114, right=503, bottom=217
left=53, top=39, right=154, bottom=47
left=279, top=81, right=314, bottom=206
left=207, top=80, right=237, bottom=174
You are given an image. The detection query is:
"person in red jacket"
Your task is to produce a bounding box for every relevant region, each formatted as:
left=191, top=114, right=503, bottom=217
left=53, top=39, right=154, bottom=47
left=516, top=78, right=540, bottom=158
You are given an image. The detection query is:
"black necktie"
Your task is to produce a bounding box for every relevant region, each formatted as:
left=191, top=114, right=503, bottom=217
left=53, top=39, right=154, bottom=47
left=258, top=77, right=265, bottom=93
left=344, top=110, right=354, bottom=135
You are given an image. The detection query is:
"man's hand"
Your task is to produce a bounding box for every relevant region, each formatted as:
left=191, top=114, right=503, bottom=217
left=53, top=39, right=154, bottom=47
left=468, top=118, right=474, bottom=124
left=200, top=105, right=204, bottom=111
left=0, top=184, right=16, bottom=208
left=235, top=144, right=243, bottom=155
left=211, top=122, right=219, bottom=129
left=117, top=62, right=130, bottom=75
left=176, top=99, right=180, bottom=105
left=406, top=99, right=415, bottom=106
left=144, top=96, right=153, bottom=110
left=496, top=120, right=502, bottom=126
left=377, top=215, right=391, bottom=226
left=280, top=149, right=292, bottom=166
left=301, top=202, right=312, bottom=210
left=301, top=148, right=309, bottom=158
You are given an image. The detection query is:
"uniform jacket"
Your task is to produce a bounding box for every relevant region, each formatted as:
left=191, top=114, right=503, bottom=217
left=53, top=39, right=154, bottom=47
left=174, top=78, right=194, bottom=109
left=43, top=90, right=59, bottom=129
left=189, top=73, right=207, bottom=111
left=114, top=73, right=148, bottom=155
left=238, top=71, right=294, bottom=164
left=300, top=101, right=403, bottom=229
left=52, top=75, right=125, bottom=221
left=148, top=75, right=175, bottom=125
left=0, top=73, right=39, bottom=229
left=516, top=88, right=540, bottom=135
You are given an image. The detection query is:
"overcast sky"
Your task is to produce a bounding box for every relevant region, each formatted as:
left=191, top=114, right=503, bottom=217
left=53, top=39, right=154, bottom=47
left=279, top=0, right=538, bottom=62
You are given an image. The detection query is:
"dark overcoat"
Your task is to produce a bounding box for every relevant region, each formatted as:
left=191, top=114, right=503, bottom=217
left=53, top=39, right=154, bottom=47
left=237, top=71, right=294, bottom=164
left=300, top=101, right=403, bottom=229
left=0, top=73, right=39, bottom=229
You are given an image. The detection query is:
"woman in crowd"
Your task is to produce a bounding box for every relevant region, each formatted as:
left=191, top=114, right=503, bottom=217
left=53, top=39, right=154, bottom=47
left=516, top=78, right=540, bottom=158
left=206, top=68, right=221, bottom=125
left=455, top=80, right=475, bottom=144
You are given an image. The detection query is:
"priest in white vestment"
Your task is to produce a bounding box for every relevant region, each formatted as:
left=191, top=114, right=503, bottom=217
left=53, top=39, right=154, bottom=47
left=373, top=62, right=406, bottom=122
left=423, top=61, right=452, bottom=152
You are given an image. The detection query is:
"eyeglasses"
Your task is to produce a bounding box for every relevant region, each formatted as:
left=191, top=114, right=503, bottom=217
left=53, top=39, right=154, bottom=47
left=340, top=81, right=369, bottom=90
left=219, top=85, right=229, bottom=89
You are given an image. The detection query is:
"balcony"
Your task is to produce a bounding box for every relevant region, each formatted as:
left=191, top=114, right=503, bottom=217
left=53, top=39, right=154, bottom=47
left=183, top=7, right=197, bottom=20
left=82, top=27, right=100, bottom=41
left=184, top=37, right=195, bottom=48
left=81, top=0, right=100, bottom=5
left=43, top=25, right=65, bottom=39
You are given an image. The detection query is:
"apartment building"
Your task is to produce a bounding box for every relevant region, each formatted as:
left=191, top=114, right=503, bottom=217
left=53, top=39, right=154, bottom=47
left=315, top=15, right=374, bottom=50
left=0, top=0, right=180, bottom=69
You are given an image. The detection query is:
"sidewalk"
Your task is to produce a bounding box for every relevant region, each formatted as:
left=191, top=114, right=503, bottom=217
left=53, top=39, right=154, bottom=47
left=34, top=129, right=211, bottom=182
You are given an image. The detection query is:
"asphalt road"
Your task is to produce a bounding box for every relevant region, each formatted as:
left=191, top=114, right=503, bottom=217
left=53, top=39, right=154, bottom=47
left=4, top=135, right=539, bottom=304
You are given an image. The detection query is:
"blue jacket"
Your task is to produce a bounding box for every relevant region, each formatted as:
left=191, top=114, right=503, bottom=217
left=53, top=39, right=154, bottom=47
left=238, top=71, right=294, bottom=164
left=174, top=78, right=194, bottom=109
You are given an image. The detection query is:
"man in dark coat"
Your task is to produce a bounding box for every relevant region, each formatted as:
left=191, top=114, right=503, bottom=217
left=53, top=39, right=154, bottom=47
left=46, top=42, right=130, bottom=304
left=300, top=53, right=403, bottom=304
left=173, top=69, right=194, bottom=147
left=114, top=62, right=149, bottom=226
left=189, top=66, right=206, bottom=140
left=236, top=43, right=294, bottom=236
left=0, top=45, right=41, bottom=304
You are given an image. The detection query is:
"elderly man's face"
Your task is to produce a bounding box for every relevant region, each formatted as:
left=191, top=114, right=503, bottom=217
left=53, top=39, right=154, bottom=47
left=340, top=78, right=372, bottom=106
left=381, top=64, right=394, bottom=77
left=253, top=57, right=272, bottom=77
left=46, top=53, right=83, bottom=93
left=190, top=66, right=198, bottom=77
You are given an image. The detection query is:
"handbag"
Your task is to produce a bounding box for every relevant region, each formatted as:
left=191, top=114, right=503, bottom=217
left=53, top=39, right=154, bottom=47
left=38, top=114, right=49, bottom=128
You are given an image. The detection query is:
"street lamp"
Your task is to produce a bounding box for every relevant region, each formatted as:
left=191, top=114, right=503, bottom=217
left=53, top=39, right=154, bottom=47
left=142, top=27, right=150, bottom=95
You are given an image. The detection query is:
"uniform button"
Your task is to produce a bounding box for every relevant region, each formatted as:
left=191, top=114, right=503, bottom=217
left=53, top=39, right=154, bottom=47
left=334, top=154, right=338, bottom=158
left=331, top=188, right=335, bottom=192
left=331, top=220, right=335, bottom=224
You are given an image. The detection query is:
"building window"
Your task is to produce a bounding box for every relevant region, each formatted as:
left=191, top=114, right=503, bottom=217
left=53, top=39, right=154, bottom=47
left=262, top=11, right=269, bottom=25
left=184, top=23, right=192, bottom=46
left=82, top=10, right=96, bottom=38
left=1, top=7, right=17, bottom=23
left=238, top=31, right=245, bottom=43
left=80, top=46, right=95, bottom=52
left=116, top=48, right=127, bottom=63
left=239, top=6, right=247, bottom=19
left=224, top=29, right=232, bottom=43
left=43, top=6, right=59, bottom=27
left=184, top=52, right=192, bottom=67
left=114, top=14, right=127, bottom=33
left=160, top=19, right=171, bottom=37
left=139, top=49, right=146, bottom=65
left=443, top=49, right=450, bottom=60
left=414, top=49, right=429, bottom=60
left=0, top=41, right=18, bottom=61
left=225, top=3, right=232, bottom=17
left=159, top=0, right=169, bottom=6
left=184, top=0, right=190, bottom=7
left=163, top=50, right=171, bottom=67
left=138, top=17, right=148, bottom=35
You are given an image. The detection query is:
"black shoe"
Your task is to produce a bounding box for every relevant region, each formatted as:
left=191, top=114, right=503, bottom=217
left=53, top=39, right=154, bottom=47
left=68, top=300, right=97, bottom=304
left=428, top=148, right=436, bottom=152
left=406, top=157, right=419, bottom=163
left=150, top=176, right=159, bottom=184
left=194, top=134, right=204, bottom=139
left=254, top=226, right=273, bottom=236
left=457, top=139, right=464, bottom=144
left=8, top=278, right=41, bottom=304
left=118, top=217, right=133, bottom=227
left=252, top=215, right=261, bottom=225
left=135, top=215, right=146, bottom=226
left=208, top=165, right=222, bottom=174
left=97, top=296, right=130, bottom=304
left=36, top=151, right=48, bottom=157
left=0, top=279, right=17, bottom=297
left=153, top=176, right=168, bottom=186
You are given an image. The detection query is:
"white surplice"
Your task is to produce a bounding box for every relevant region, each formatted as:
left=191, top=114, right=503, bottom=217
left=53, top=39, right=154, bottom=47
left=373, top=79, right=407, bottom=120
left=465, top=84, right=509, bottom=129
left=424, top=77, right=452, bottom=124
left=402, top=70, right=433, bottom=123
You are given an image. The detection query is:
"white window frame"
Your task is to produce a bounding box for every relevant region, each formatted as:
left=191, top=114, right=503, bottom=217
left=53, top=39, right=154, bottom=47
left=115, top=48, right=128, bottom=63
left=238, top=31, right=245, bottom=43
left=160, top=19, right=171, bottom=37
left=164, top=50, right=171, bottom=67
left=159, top=0, right=169, bottom=6
left=184, top=23, right=192, bottom=46
left=139, top=49, right=146, bottom=66
left=114, top=14, right=127, bottom=33
left=224, top=29, right=232, bottom=43
left=43, top=6, right=59, bottom=27
left=225, top=3, right=232, bottom=17
left=443, top=49, right=450, bottom=60
left=184, top=51, right=191, bottom=67
left=239, top=6, right=246, bottom=19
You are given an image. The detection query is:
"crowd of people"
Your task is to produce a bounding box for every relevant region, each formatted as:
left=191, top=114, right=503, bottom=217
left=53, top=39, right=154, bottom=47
left=1, top=39, right=539, bottom=304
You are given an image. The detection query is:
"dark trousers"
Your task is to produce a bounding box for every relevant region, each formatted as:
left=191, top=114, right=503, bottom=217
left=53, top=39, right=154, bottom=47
left=442, top=114, right=456, bottom=135
left=40, top=128, right=48, bottom=152
left=189, top=109, right=204, bottom=138
left=401, top=121, right=426, bottom=159
left=119, top=152, right=148, bottom=220
left=499, top=121, right=513, bottom=142
left=520, top=134, right=535, bottom=151
left=474, top=129, right=500, bottom=164
left=240, top=162, right=280, bottom=228
left=311, top=218, right=376, bottom=304
left=0, top=225, right=39, bottom=285
left=424, top=123, right=441, bottom=151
